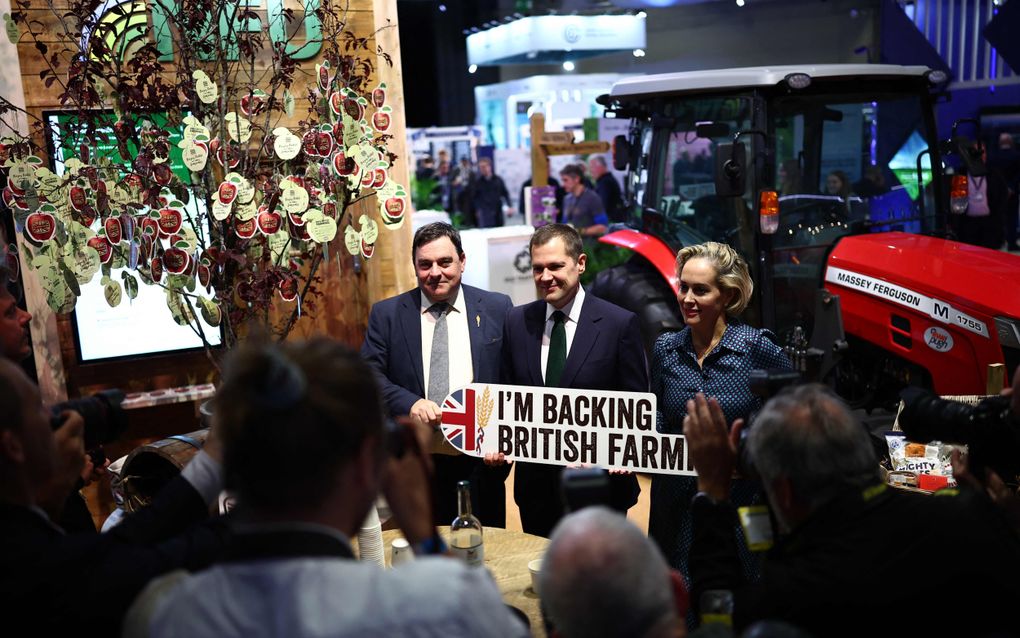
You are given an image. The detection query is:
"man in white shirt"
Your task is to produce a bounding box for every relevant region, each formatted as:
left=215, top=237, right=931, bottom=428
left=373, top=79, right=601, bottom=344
left=361, top=223, right=513, bottom=525
left=494, top=224, right=647, bottom=537
left=125, top=340, right=528, bottom=638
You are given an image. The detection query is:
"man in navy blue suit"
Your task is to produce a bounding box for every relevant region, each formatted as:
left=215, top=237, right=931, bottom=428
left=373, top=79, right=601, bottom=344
left=493, top=224, right=647, bottom=537
left=361, top=222, right=513, bottom=526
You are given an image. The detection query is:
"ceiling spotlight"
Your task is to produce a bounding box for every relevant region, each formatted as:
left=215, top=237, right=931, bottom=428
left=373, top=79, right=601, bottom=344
left=736, top=0, right=745, bottom=6
left=563, top=60, right=575, bottom=71
left=468, top=64, right=478, bottom=74
left=462, top=28, right=469, bottom=35
left=636, top=10, right=647, bottom=18
left=632, top=48, right=645, bottom=58
left=438, top=3, right=446, bottom=12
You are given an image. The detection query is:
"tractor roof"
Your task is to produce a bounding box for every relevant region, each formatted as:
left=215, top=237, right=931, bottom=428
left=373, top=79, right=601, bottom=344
left=610, top=64, right=932, bottom=98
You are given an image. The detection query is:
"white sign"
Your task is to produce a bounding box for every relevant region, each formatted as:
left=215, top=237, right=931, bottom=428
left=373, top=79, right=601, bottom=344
left=825, top=266, right=989, bottom=338
left=467, top=15, right=646, bottom=66
left=439, top=383, right=695, bottom=476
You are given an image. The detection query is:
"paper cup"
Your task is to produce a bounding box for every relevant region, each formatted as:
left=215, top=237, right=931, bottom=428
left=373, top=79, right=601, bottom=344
left=528, top=558, right=542, bottom=594
left=391, top=537, right=413, bottom=566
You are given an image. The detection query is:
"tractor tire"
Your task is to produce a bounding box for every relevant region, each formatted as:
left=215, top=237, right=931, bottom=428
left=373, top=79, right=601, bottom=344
left=590, top=258, right=683, bottom=355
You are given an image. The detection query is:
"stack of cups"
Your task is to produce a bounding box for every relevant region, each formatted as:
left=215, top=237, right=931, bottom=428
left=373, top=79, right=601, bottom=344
left=357, top=505, right=385, bottom=567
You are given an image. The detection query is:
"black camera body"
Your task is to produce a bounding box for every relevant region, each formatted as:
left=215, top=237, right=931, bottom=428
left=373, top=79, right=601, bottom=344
left=50, top=388, right=128, bottom=465
left=737, top=369, right=804, bottom=478
left=561, top=466, right=611, bottom=513
left=898, top=388, right=1020, bottom=486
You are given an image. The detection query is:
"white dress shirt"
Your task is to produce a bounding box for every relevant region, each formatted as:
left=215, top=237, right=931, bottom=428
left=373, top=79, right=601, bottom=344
left=541, top=285, right=586, bottom=380
left=420, top=286, right=474, bottom=401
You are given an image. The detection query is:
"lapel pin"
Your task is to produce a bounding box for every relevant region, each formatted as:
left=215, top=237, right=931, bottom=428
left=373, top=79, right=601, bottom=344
left=475, top=315, right=480, bottom=327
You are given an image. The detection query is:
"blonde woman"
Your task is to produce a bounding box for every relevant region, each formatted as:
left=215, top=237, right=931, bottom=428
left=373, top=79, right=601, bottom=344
left=648, top=242, right=792, bottom=602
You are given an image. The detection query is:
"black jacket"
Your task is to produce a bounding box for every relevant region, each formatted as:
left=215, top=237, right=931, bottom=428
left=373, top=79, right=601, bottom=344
left=690, top=483, right=1020, bottom=636
left=0, top=476, right=227, bottom=633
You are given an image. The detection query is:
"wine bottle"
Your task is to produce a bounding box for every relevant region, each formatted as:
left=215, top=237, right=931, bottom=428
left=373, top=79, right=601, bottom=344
left=450, top=480, right=484, bottom=567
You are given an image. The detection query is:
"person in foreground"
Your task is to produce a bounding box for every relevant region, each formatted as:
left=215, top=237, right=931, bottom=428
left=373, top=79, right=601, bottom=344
left=361, top=222, right=512, bottom=526
left=649, top=242, right=791, bottom=583
left=493, top=224, right=645, bottom=538
left=541, top=507, right=688, bottom=638
left=126, top=339, right=528, bottom=638
left=684, top=383, right=1020, bottom=637
left=0, top=359, right=226, bottom=632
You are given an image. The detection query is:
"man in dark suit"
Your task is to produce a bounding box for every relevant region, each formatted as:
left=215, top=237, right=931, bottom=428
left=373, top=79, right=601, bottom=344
left=0, top=358, right=227, bottom=632
left=361, top=222, right=513, bottom=526
left=494, top=224, right=646, bottom=537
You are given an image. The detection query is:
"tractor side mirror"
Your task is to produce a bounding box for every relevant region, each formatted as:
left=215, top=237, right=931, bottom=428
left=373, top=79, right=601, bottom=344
left=612, top=135, right=631, bottom=171
left=714, top=143, right=746, bottom=197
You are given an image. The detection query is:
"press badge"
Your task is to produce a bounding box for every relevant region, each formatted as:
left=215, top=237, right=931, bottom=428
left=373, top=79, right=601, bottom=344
left=738, top=505, right=773, bottom=552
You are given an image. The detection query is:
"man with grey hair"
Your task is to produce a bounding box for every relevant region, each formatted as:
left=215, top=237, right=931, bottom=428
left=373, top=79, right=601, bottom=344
left=540, top=507, right=687, bottom=638
left=683, top=385, right=1020, bottom=637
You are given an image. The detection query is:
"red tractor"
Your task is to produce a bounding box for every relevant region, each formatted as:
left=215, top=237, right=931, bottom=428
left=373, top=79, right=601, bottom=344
left=592, top=65, right=1020, bottom=410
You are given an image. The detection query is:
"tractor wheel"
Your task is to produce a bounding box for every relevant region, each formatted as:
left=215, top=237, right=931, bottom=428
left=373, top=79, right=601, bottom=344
left=590, top=258, right=683, bottom=355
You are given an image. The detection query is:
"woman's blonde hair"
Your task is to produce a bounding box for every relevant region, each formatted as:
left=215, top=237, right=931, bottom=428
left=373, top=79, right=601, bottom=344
left=676, top=242, right=753, bottom=316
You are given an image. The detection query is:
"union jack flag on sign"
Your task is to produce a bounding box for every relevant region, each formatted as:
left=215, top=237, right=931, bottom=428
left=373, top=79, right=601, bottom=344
left=441, top=388, right=478, bottom=452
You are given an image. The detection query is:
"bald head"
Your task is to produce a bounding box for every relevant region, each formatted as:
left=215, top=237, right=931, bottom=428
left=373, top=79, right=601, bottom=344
left=540, top=507, right=681, bottom=638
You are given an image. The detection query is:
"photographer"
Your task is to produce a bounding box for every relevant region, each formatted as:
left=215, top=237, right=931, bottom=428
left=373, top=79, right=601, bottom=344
left=684, top=386, right=1020, bottom=636
left=0, top=359, right=228, bottom=631
left=125, top=339, right=527, bottom=637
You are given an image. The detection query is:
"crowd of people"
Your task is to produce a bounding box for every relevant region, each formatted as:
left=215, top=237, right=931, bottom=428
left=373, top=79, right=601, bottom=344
left=3, top=221, right=1020, bottom=637
left=416, top=152, right=625, bottom=235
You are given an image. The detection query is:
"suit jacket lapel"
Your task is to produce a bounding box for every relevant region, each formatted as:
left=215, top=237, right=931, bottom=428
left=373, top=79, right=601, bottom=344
left=525, top=302, right=546, bottom=386
left=399, top=289, right=425, bottom=395
left=464, top=286, right=483, bottom=379
left=560, top=297, right=600, bottom=388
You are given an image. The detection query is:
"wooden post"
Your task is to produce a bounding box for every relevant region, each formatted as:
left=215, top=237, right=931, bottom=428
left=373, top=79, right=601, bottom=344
left=987, top=363, right=1006, bottom=395
left=366, top=0, right=415, bottom=305
left=530, top=112, right=548, bottom=188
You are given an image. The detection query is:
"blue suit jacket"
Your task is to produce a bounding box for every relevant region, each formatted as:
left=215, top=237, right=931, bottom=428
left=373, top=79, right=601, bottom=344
left=361, top=284, right=513, bottom=416
left=501, top=291, right=648, bottom=536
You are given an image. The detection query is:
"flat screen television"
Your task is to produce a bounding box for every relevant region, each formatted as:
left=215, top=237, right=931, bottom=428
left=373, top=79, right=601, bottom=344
left=44, top=110, right=223, bottom=363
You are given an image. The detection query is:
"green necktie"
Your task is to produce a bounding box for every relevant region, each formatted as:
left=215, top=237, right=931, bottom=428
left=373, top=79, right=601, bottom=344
left=546, top=310, right=567, bottom=386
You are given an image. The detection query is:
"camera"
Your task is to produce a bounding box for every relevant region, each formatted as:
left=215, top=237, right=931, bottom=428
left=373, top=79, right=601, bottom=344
left=51, top=389, right=128, bottom=466
left=898, top=387, right=1020, bottom=486
left=560, top=466, right=610, bottom=513
left=737, top=369, right=804, bottom=478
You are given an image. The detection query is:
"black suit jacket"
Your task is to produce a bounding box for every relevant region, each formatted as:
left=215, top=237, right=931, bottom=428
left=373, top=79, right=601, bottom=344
left=361, top=283, right=513, bottom=417
left=502, top=292, right=648, bottom=536
left=0, top=476, right=226, bottom=632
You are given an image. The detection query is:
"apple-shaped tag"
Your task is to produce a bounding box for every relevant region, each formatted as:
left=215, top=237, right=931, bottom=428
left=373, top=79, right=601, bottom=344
left=372, top=83, right=387, bottom=109
left=274, top=127, right=302, bottom=161
left=78, top=204, right=97, bottom=228
left=234, top=216, right=258, bottom=239
left=332, top=151, right=355, bottom=176
left=69, top=185, right=87, bottom=212
left=218, top=181, right=238, bottom=205
left=240, top=89, right=267, bottom=117
left=358, top=215, right=379, bottom=244
left=193, top=70, right=219, bottom=104
left=322, top=201, right=338, bottom=220
left=315, top=132, right=334, bottom=158
left=372, top=106, right=392, bottom=133
left=372, top=168, right=387, bottom=189
left=281, top=187, right=309, bottom=214
left=150, top=256, right=164, bottom=282
left=25, top=212, right=56, bottom=242
left=360, top=169, right=375, bottom=189
left=302, top=210, right=338, bottom=243
left=158, top=208, right=183, bottom=236
left=87, top=236, right=113, bottom=264
left=279, top=278, right=298, bottom=302
left=224, top=113, right=252, bottom=143
left=182, top=142, right=208, bottom=172
left=343, top=225, right=360, bottom=256
left=212, top=199, right=233, bottom=221
left=257, top=209, right=282, bottom=235
left=302, top=131, right=320, bottom=158
left=105, top=217, right=123, bottom=244
left=198, top=263, right=211, bottom=289
left=329, top=91, right=343, bottom=118
left=289, top=219, right=311, bottom=241
left=316, top=61, right=330, bottom=92
left=361, top=237, right=376, bottom=259
left=163, top=247, right=190, bottom=274
left=384, top=195, right=406, bottom=218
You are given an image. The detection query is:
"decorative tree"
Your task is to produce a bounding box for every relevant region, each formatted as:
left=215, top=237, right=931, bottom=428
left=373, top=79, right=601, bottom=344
left=0, top=0, right=407, bottom=366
